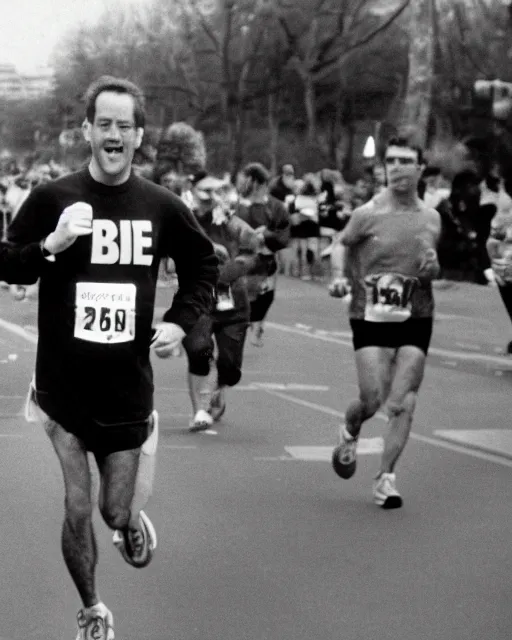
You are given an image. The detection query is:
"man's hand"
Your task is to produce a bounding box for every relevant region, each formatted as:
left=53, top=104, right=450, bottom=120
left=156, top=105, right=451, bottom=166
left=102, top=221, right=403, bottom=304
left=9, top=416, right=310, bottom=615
left=43, top=202, right=93, bottom=255
left=254, top=225, right=272, bottom=255
left=418, top=248, right=439, bottom=278
left=328, top=277, right=350, bottom=299
left=151, top=322, right=186, bottom=358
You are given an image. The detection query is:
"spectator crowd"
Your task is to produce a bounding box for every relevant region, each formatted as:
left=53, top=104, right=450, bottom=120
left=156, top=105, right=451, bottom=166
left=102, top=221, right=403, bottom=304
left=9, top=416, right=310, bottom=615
left=2, top=153, right=511, bottom=287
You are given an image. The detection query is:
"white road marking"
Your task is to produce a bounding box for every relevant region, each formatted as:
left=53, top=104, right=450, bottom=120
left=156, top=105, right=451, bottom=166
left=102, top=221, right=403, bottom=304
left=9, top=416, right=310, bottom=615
left=267, top=321, right=512, bottom=368
left=259, top=388, right=387, bottom=422
left=0, top=318, right=37, bottom=344
left=243, top=370, right=295, bottom=375
left=156, top=384, right=329, bottom=393
left=434, top=429, right=512, bottom=460
left=250, top=383, right=329, bottom=391
left=262, top=388, right=512, bottom=468
left=286, top=439, right=383, bottom=460
left=455, top=342, right=482, bottom=351
left=160, top=444, right=197, bottom=449
left=3, top=314, right=504, bottom=368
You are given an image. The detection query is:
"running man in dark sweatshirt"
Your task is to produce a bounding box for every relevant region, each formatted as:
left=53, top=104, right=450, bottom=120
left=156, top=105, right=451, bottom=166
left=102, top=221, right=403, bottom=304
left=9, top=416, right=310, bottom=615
left=8, top=75, right=218, bottom=639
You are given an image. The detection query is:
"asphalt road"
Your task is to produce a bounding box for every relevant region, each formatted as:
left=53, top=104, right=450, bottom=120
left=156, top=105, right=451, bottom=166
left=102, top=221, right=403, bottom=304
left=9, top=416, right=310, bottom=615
left=0, top=276, right=510, bottom=640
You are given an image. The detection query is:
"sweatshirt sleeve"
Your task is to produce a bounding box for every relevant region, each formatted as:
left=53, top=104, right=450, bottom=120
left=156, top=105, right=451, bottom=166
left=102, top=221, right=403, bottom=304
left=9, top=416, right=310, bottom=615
left=5, top=185, right=59, bottom=284
left=217, top=216, right=262, bottom=284
left=7, top=184, right=58, bottom=244
left=160, top=198, right=219, bottom=333
left=0, top=241, right=48, bottom=284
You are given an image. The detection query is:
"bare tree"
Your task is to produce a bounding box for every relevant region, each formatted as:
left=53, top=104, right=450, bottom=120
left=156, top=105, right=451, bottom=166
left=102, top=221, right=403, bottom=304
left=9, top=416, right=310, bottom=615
left=400, top=0, right=435, bottom=147
left=276, top=0, right=410, bottom=144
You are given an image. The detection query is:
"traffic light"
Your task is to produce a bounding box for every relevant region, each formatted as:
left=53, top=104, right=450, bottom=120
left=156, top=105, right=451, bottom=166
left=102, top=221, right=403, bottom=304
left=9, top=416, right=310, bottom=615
left=473, top=79, right=512, bottom=121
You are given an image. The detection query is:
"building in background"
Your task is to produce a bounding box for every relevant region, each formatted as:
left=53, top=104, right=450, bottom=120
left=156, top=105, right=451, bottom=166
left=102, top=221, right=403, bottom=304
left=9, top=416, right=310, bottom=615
left=0, top=63, right=54, bottom=100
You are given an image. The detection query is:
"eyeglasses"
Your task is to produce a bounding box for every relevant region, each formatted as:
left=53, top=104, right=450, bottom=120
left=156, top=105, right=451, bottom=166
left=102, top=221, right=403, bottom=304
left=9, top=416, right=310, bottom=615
left=385, top=157, right=416, bottom=166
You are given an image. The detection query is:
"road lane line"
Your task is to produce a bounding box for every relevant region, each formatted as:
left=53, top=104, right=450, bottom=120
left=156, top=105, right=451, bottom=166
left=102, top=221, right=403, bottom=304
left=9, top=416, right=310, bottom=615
left=160, top=445, right=197, bottom=449
left=266, top=321, right=512, bottom=368
left=2, top=314, right=505, bottom=369
left=0, top=318, right=512, bottom=370
left=0, top=318, right=37, bottom=344
left=262, top=388, right=512, bottom=468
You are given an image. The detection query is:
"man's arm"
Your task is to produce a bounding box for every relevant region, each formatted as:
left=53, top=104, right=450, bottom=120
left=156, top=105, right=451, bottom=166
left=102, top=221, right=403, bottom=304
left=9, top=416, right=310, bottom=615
left=3, top=186, right=93, bottom=283
left=216, top=216, right=264, bottom=284
left=326, top=206, right=369, bottom=298
left=486, top=211, right=510, bottom=261
left=262, top=199, right=291, bottom=252
left=161, top=200, right=219, bottom=334
left=0, top=241, right=48, bottom=284
left=418, top=210, right=442, bottom=282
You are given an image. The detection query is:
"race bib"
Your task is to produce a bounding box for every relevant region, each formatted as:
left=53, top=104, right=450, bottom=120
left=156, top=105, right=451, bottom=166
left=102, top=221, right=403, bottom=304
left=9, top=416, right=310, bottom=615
left=216, top=285, right=235, bottom=312
left=74, top=282, right=136, bottom=343
left=364, top=273, right=418, bottom=323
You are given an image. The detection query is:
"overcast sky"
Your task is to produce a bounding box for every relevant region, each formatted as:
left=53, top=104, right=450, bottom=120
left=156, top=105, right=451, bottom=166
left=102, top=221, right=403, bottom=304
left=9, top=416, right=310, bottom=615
left=1, top=0, right=148, bottom=71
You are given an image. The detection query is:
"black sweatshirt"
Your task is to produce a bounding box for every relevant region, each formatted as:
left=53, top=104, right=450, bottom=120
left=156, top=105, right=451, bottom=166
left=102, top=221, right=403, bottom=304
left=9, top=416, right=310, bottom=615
left=8, top=168, right=218, bottom=426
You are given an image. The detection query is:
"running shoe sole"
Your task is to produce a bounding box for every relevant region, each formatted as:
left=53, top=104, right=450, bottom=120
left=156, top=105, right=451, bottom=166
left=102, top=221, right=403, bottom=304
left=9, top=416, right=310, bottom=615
left=331, top=443, right=357, bottom=479
left=375, top=494, right=403, bottom=509
left=189, top=421, right=212, bottom=432
left=113, top=510, right=157, bottom=568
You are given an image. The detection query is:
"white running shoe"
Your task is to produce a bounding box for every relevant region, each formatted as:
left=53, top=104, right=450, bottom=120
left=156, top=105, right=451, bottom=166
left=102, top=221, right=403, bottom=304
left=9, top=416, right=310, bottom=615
left=189, top=409, right=214, bottom=432
left=373, top=472, right=403, bottom=509
left=76, top=602, right=114, bottom=640
left=113, top=510, right=157, bottom=568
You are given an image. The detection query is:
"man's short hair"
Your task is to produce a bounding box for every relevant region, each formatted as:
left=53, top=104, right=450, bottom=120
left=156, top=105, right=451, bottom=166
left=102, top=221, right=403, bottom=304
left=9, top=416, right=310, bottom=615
left=243, top=162, right=270, bottom=185
left=84, top=76, right=146, bottom=128
left=385, top=134, right=424, bottom=165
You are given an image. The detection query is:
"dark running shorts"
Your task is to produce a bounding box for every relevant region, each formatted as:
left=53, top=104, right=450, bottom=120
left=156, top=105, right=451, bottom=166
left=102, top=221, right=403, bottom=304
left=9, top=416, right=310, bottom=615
left=34, top=389, right=152, bottom=456
left=349, top=317, right=434, bottom=355
left=250, top=290, right=275, bottom=323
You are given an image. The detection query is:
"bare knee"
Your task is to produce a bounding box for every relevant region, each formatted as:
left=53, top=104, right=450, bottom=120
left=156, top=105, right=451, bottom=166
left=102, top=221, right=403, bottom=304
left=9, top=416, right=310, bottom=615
left=99, top=502, right=131, bottom=531
left=387, top=391, right=417, bottom=419
left=64, top=490, right=94, bottom=526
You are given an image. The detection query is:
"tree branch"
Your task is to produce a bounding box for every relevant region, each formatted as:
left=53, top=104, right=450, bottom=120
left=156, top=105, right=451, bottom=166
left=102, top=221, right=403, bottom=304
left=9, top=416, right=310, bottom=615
left=343, top=0, right=410, bottom=55
left=188, top=0, right=221, bottom=55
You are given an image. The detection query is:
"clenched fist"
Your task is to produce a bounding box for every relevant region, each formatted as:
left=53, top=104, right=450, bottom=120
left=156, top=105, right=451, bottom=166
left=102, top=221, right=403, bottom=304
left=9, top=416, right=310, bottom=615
left=43, top=202, right=93, bottom=255
left=151, top=322, right=186, bottom=358
left=328, top=277, right=351, bottom=299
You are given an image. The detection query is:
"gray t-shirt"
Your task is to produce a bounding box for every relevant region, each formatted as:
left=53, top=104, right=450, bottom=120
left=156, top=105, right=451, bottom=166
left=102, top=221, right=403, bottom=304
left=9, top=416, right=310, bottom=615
left=342, top=192, right=441, bottom=321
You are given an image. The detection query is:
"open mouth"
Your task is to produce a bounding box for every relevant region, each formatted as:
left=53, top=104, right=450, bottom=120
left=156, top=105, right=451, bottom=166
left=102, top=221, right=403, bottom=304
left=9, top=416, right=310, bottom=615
left=103, top=145, right=124, bottom=158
